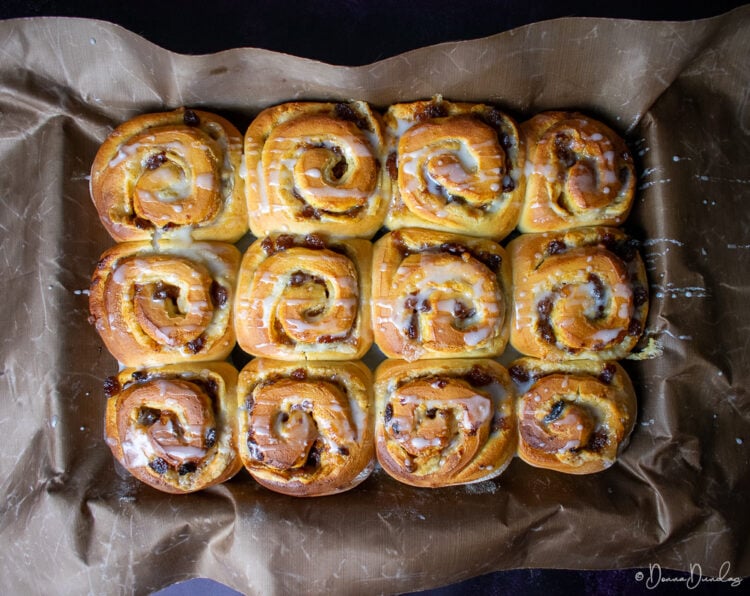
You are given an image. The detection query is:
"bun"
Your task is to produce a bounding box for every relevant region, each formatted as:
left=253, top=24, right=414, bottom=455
left=509, top=357, right=636, bottom=474
left=90, top=108, right=246, bottom=242
left=89, top=240, right=239, bottom=367
left=372, top=228, right=511, bottom=361
left=384, top=96, right=524, bottom=239
left=237, top=360, right=375, bottom=497
left=374, top=359, right=516, bottom=487
left=104, top=362, right=241, bottom=493
left=508, top=226, right=648, bottom=360
left=519, top=111, right=635, bottom=232
left=244, top=101, right=389, bottom=238
left=234, top=233, right=372, bottom=360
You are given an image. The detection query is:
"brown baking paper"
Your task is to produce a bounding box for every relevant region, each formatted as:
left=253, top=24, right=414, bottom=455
left=1, top=8, right=749, bottom=594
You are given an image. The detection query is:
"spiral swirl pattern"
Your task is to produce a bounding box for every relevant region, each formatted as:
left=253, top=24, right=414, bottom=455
left=375, top=359, right=516, bottom=487
left=384, top=98, right=524, bottom=239
left=520, top=111, right=635, bottom=232
left=509, top=227, right=648, bottom=361
left=510, top=358, right=636, bottom=474
left=237, top=360, right=374, bottom=497
left=234, top=235, right=372, bottom=360
left=104, top=363, right=240, bottom=493
left=89, top=241, right=239, bottom=367
left=91, top=108, right=246, bottom=242
left=373, top=229, right=510, bottom=361
left=245, top=102, right=388, bottom=238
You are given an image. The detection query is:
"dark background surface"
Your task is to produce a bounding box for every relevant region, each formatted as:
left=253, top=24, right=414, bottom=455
left=3, top=1, right=747, bottom=595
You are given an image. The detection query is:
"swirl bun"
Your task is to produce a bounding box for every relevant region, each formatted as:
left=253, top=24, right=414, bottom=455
left=234, top=233, right=372, bottom=360
left=244, top=101, right=389, bottom=238
left=509, top=358, right=636, bottom=474
left=373, top=228, right=511, bottom=361
left=237, top=360, right=374, bottom=497
left=90, top=108, right=246, bottom=242
left=520, top=111, right=635, bottom=232
left=375, top=359, right=516, bottom=487
left=509, top=227, right=648, bottom=361
left=89, top=240, right=239, bottom=367
left=384, top=96, right=524, bottom=239
left=104, top=362, right=241, bottom=493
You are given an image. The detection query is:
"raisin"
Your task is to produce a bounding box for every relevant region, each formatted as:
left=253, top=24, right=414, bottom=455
left=627, top=319, right=642, bottom=337
left=381, top=154, right=396, bottom=185
left=404, top=293, right=418, bottom=310
left=178, top=462, right=197, bottom=475
left=210, top=281, right=227, bottom=308
left=145, top=152, right=167, bottom=170
left=554, top=134, right=576, bottom=168
left=205, top=428, right=217, bottom=448
left=205, top=380, right=218, bottom=401
left=588, top=274, right=606, bottom=317
left=499, top=132, right=512, bottom=150
left=453, top=302, right=475, bottom=320
left=103, top=376, right=120, bottom=398
left=137, top=408, right=160, bottom=426
left=433, top=378, right=448, bottom=389
left=425, top=408, right=438, bottom=419
left=466, top=365, right=494, bottom=387
left=133, top=217, right=153, bottom=230
left=384, top=403, right=393, bottom=423
left=537, top=297, right=553, bottom=318
left=275, top=235, right=295, bottom=251
left=183, top=109, right=200, bottom=127
left=304, top=234, right=326, bottom=250
left=330, top=160, right=347, bottom=180
left=149, top=458, right=168, bottom=474
left=300, top=205, right=320, bottom=219
left=547, top=239, right=567, bottom=255
left=261, top=237, right=275, bottom=255
left=406, top=313, right=419, bottom=340
left=476, top=251, right=502, bottom=272
left=538, top=320, right=556, bottom=345
left=598, top=363, right=616, bottom=385
left=492, top=416, right=509, bottom=433
left=417, top=101, right=448, bottom=121
left=587, top=430, right=608, bottom=453
left=131, top=370, right=147, bottom=382
left=305, top=443, right=321, bottom=468
left=186, top=335, right=206, bottom=354
left=543, top=401, right=566, bottom=424
left=508, top=364, right=529, bottom=383
left=439, top=242, right=468, bottom=258
left=291, top=368, right=307, bottom=381
left=280, top=412, right=289, bottom=423
left=633, top=287, right=648, bottom=307
left=339, top=446, right=350, bottom=456
left=289, top=271, right=309, bottom=286
left=333, top=103, right=371, bottom=131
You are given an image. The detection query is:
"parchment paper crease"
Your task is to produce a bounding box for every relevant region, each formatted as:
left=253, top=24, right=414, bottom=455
left=0, top=9, right=748, bottom=595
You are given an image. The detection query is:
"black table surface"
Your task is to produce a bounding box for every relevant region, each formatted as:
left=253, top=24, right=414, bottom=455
left=3, top=2, right=747, bottom=595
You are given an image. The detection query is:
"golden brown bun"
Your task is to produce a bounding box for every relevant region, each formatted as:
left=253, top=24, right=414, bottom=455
left=519, top=111, right=635, bottom=232
left=234, top=233, right=372, bottom=360
left=90, top=108, right=247, bottom=242
left=237, top=359, right=375, bottom=497
left=244, top=101, right=389, bottom=238
left=383, top=96, right=525, bottom=239
left=104, top=362, right=242, bottom=493
left=374, top=359, right=516, bottom=487
left=372, top=228, right=511, bottom=361
left=508, top=358, right=636, bottom=474
left=508, top=227, right=648, bottom=361
left=89, top=240, right=239, bottom=367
